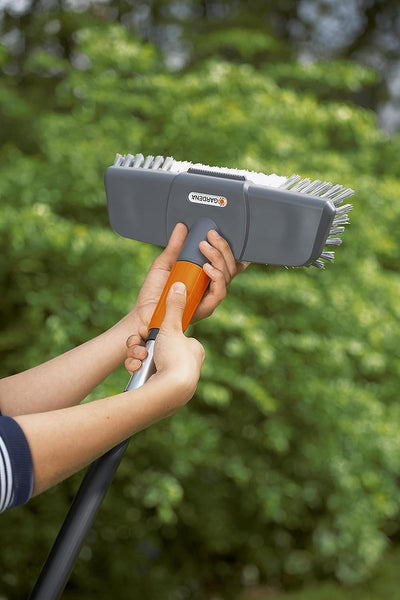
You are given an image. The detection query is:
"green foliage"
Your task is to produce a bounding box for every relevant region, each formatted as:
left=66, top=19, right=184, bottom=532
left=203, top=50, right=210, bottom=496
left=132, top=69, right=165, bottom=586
left=1, top=22, right=400, bottom=600
left=191, top=27, right=280, bottom=64
left=241, top=547, right=400, bottom=600
left=267, top=61, right=380, bottom=101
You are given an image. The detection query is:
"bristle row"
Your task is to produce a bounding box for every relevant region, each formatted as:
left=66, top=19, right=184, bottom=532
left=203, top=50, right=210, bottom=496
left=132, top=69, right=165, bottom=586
left=114, top=153, right=174, bottom=170
left=113, top=153, right=288, bottom=187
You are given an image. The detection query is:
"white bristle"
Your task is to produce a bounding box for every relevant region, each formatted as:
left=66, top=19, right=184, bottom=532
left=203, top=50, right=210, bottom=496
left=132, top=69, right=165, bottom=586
left=167, top=159, right=288, bottom=187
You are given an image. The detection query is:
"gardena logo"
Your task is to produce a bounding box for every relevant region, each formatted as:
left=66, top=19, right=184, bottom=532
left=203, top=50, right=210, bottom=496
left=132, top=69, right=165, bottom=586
left=188, top=191, right=227, bottom=208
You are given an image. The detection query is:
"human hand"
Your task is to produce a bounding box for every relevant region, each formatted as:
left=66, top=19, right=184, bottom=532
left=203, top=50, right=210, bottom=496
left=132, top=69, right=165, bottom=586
left=131, top=223, right=250, bottom=333
left=126, top=282, right=205, bottom=405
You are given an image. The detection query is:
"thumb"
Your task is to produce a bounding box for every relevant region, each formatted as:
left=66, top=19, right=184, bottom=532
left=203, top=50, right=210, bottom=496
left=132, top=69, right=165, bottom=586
left=160, top=281, right=187, bottom=333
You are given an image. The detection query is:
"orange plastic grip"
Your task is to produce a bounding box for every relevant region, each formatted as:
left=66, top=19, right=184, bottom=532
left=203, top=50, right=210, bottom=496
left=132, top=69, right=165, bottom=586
left=148, top=261, right=210, bottom=332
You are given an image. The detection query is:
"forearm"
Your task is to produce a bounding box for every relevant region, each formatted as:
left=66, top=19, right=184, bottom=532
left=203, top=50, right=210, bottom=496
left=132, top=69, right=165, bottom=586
left=0, top=311, right=139, bottom=417
left=14, top=372, right=184, bottom=497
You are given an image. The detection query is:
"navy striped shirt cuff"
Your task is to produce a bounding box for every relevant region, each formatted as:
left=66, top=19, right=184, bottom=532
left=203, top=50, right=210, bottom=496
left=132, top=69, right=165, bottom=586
left=0, top=413, right=34, bottom=512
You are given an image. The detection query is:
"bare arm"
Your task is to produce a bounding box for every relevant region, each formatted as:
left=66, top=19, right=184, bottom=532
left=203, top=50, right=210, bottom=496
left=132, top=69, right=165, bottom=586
left=14, top=373, right=186, bottom=496
left=0, top=312, right=137, bottom=417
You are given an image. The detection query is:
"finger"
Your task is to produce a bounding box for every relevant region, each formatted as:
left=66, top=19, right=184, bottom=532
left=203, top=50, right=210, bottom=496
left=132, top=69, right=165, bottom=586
left=160, top=281, right=187, bottom=333
left=207, top=230, right=237, bottom=280
left=138, top=325, right=149, bottom=341
left=199, top=240, right=230, bottom=285
left=126, top=345, right=148, bottom=360
left=200, top=263, right=227, bottom=314
left=152, top=223, right=188, bottom=270
left=124, top=357, right=143, bottom=374
left=126, top=334, right=143, bottom=349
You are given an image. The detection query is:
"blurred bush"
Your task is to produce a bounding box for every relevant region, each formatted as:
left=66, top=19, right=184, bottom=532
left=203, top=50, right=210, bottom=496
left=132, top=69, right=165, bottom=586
left=1, top=22, right=400, bottom=600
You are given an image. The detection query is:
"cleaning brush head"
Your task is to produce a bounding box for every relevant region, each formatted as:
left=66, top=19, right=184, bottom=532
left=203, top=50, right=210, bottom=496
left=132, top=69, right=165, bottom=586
left=107, top=153, right=354, bottom=269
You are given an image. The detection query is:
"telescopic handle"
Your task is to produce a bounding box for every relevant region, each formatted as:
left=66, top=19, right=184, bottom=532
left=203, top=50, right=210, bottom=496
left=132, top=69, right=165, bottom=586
left=30, top=217, right=217, bottom=599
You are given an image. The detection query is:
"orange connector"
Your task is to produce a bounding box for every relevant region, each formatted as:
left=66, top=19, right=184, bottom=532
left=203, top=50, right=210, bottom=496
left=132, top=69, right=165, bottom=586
left=148, top=261, right=210, bottom=332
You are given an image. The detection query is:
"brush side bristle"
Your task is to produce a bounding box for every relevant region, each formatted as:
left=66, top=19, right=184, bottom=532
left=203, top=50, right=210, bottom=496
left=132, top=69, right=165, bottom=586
left=278, top=174, right=354, bottom=269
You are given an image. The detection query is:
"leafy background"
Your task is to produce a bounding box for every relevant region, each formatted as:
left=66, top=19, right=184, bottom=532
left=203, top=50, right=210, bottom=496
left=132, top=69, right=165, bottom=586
left=0, top=2, right=399, bottom=599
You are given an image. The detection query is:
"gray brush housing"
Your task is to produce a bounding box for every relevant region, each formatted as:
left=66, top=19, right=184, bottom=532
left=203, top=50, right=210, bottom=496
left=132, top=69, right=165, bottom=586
left=105, top=166, right=336, bottom=267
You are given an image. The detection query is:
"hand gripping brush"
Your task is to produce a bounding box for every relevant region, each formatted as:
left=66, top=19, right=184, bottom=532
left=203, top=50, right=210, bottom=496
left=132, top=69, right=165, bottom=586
left=31, top=154, right=354, bottom=599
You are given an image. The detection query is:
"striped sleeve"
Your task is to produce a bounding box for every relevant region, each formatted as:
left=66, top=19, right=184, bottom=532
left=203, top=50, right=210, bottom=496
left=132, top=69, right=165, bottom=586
left=0, top=412, right=34, bottom=512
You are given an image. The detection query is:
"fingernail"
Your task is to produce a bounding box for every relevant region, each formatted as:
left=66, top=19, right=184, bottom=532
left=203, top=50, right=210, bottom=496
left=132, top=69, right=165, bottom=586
left=210, top=229, right=220, bottom=239
left=239, top=261, right=250, bottom=268
left=172, top=281, right=186, bottom=294
left=200, top=240, right=212, bottom=250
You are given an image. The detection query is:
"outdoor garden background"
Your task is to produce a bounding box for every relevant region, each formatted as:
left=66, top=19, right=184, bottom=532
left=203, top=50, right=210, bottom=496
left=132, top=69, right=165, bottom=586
left=0, top=1, right=399, bottom=598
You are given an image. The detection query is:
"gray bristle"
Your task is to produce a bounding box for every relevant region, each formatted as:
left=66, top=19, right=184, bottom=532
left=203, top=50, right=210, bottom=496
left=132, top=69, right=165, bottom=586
left=143, top=155, right=154, bottom=169
left=279, top=174, right=302, bottom=189
left=330, top=226, right=345, bottom=235
left=114, top=153, right=124, bottom=167
left=326, top=237, right=342, bottom=246
left=122, top=154, right=134, bottom=167
left=162, top=156, right=174, bottom=170
left=330, top=188, right=354, bottom=205
left=335, top=203, right=353, bottom=215
left=132, top=153, right=144, bottom=168
left=320, top=251, right=335, bottom=261
left=321, top=184, right=343, bottom=199
left=301, top=180, right=322, bottom=194
left=290, top=178, right=311, bottom=192
left=333, top=214, right=351, bottom=226
left=312, top=259, right=325, bottom=269
left=152, top=155, right=164, bottom=169
left=311, top=182, right=333, bottom=196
